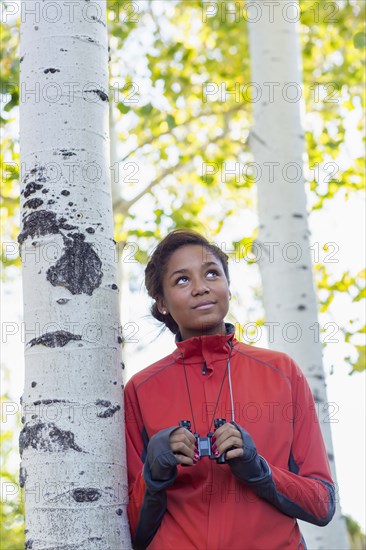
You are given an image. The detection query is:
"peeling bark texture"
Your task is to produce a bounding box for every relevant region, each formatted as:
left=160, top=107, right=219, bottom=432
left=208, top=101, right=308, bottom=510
left=19, top=1, right=130, bottom=547
left=28, top=330, right=82, bottom=348
left=248, top=2, right=348, bottom=548
left=46, top=233, right=103, bottom=295
left=19, top=422, right=84, bottom=455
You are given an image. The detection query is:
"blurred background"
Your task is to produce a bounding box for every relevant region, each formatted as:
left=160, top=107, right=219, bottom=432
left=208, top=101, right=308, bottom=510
left=1, top=0, right=365, bottom=548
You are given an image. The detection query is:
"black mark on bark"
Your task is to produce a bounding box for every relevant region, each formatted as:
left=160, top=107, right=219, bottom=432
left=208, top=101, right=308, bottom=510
left=18, top=211, right=77, bottom=245
left=24, top=198, right=44, bottom=209
left=91, top=16, right=106, bottom=26
left=57, top=298, right=69, bottom=305
left=46, top=233, right=103, bottom=295
left=23, top=165, right=48, bottom=185
left=19, top=466, right=27, bottom=488
left=97, top=404, right=121, bottom=418
left=96, top=399, right=111, bottom=407
left=20, top=55, right=25, bottom=63
left=83, top=89, right=109, bottom=102
left=19, top=422, right=84, bottom=455
left=86, top=227, right=95, bottom=234
left=116, top=508, right=123, bottom=515
left=25, top=539, right=34, bottom=549
left=292, top=213, right=303, bottom=218
left=28, top=330, right=82, bottom=348
left=72, top=488, right=101, bottom=502
left=74, top=34, right=96, bottom=44
left=33, top=399, right=70, bottom=406
left=61, top=190, right=71, bottom=196
left=59, top=150, right=77, bottom=158
left=24, top=182, right=43, bottom=198
left=31, top=381, right=37, bottom=387
left=297, top=305, right=306, bottom=311
left=44, top=68, right=60, bottom=74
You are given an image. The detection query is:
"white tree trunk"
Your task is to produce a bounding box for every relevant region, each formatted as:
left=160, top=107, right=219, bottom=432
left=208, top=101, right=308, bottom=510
left=247, top=2, right=348, bottom=548
left=19, top=1, right=131, bottom=548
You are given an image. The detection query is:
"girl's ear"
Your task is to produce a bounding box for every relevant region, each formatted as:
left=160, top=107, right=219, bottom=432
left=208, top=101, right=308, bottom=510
left=156, top=296, right=168, bottom=315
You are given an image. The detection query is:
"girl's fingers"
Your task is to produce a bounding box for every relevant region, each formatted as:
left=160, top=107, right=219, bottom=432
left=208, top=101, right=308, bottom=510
left=224, top=447, right=244, bottom=460
left=213, top=423, right=244, bottom=456
left=173, top=453, right=196, bottom=466
left=170, top=427, right=196, bottom=459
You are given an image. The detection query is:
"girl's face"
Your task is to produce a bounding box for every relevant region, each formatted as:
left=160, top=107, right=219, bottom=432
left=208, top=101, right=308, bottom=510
left=157, top=244, right=230, bottom=340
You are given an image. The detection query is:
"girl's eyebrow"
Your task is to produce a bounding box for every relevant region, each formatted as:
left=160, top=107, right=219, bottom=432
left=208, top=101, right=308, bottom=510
left=168, top=261, right=220, bottom=280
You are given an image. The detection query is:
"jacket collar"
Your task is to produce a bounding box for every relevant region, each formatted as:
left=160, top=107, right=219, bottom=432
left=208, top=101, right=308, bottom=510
left=172, top=322, right=236, bottom=362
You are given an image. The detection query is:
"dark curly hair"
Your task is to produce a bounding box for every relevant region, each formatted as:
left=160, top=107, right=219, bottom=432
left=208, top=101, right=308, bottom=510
left=144, top=229, right=230, bottom=334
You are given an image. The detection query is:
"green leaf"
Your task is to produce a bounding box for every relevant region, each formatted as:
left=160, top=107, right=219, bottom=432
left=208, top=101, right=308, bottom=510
left=353, top=32, right=366, bottom=49
left=166, top=114, right=176, bottom=129
left=140, top=103, right=153, bottom=115
left=117, top=103, right=130, bottom=114
left=346, top=346, right=366, bottom=374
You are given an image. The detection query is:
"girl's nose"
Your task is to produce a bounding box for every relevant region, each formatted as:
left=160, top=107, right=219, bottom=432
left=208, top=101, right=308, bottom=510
left=191, top=279, right=210, bottom=295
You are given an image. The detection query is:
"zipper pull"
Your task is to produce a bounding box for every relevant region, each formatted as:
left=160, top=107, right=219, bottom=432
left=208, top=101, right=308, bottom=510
left=202, top=361, right=207, bottom=375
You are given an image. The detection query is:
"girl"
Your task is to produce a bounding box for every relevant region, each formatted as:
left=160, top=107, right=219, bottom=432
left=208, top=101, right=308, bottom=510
left=125, top=229, right=335, bottom=550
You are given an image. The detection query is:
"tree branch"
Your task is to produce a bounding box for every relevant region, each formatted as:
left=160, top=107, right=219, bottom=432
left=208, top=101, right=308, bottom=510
left=113, top=132, right=232, bottom=217
left=117, top=102, right=245, bottom=164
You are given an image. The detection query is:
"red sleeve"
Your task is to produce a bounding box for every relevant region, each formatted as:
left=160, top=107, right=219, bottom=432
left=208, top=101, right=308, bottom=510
left=268, top=360, right=335, bottom=521
left=244, top=359, right=335, bottom=525
left=124, top=379, right=147, bottom=537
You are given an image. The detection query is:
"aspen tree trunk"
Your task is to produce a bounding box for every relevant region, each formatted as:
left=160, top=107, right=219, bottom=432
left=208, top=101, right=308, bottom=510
left=18, top=1, right=131, bottom=548
left=247, top=2, right=348, bottom=548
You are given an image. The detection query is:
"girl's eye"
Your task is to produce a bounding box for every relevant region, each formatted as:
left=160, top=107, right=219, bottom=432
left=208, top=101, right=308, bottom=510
left=206, top=269, right=219, bottom=278
left=176, top=275, right=189, bottom=285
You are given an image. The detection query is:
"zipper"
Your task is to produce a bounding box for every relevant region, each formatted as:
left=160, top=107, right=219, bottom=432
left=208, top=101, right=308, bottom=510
left=202, top=361, right=207, bottom=375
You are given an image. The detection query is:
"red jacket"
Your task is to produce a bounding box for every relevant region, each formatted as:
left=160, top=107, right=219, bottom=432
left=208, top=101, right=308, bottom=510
left=125, top=325, right=335, bottom=550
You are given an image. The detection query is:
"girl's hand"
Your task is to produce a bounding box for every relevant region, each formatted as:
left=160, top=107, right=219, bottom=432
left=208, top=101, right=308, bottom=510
left=169, top=427, right=198, bottom=466
left=212, top=422, right=244, bottom=460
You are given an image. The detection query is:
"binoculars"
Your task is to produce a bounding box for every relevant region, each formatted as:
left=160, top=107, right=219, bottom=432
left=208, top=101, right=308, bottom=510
left=179, top=418, right=227, bottom=464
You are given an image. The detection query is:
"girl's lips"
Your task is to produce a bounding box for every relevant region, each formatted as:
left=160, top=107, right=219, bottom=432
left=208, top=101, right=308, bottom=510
left=193, top=302, right=216, bottom=310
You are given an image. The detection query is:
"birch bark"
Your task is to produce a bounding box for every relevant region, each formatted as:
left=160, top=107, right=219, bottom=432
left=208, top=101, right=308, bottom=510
left=247, top=2, right=348, bottom=548
left=18, top=1, right=131, bottom=547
